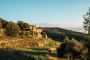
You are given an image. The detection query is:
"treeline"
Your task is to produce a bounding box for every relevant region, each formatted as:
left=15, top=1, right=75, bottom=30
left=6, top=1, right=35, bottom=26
left=0, top=18, right=31, bottom=37
left=40, top=27, right=82, bottom=34
left=0, top=18, right=30, bottom=29
left=42, top=28, right=85, bottom=41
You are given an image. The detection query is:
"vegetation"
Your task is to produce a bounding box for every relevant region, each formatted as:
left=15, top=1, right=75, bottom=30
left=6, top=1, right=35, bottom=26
left=23, top=23, right=29, bottom=28
left=57, top=38, right=88, bottom=60
left=1, top=9, right=90, bottom=60
left=0, top=18, right=8, bottom=28
left=41, top=32, right=47, bottom=35
left=83, top=8, right=90, bottom=34
left=17, top=21, right=29, bottom=29
left=83, top=35, right=90, bottom=52
left=5, top=21, right=20, bottom=37
left=60, top=35, right=69, bottom=42
left=0, top=38, right=60, bottom=60
left=17, top=21, right=24, bottom=29
left=42, top=27, right=85, bottom=41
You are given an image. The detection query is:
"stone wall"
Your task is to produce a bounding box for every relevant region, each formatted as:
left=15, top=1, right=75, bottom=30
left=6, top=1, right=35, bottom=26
left=29, top=25, right=36, bottom=32
left=42, top=34, right=47, bottom=38
left=36, top=28, right=42, bottom=38
left=36, top=28, right=42, bottom=33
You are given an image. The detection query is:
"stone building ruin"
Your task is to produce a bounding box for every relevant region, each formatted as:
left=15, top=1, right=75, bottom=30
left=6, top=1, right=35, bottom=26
left=22, top=25, right=47, bottom=38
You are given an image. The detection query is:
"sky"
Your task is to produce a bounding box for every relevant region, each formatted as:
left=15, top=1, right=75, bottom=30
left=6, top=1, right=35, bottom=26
left=0, top=0, right=90, bottom=32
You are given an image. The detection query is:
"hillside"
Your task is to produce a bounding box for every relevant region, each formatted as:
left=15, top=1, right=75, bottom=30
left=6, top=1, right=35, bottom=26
left=41, top=27, right=82, bottom=34
left=0, top=37, right=62, bottom=60
left=41, top=27, right=86, bottom=41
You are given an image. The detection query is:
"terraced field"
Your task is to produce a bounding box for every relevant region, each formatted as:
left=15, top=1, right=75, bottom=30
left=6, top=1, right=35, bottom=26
left=0, top=37, right=80, bottom=60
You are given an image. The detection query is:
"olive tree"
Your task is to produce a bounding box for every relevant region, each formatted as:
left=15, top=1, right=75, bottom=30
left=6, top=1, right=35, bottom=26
left=23, top=23, right=29, bottom=28
left=57, top=38, right=88, bottom=60
left=60, top=35, right=69, bottom=42
left=17, top=21, right=24, bottom=29
left=5, top=21, right=20, bottom=37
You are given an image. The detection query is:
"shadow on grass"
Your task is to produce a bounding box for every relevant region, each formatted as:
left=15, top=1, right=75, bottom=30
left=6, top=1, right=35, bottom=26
left=49, top=53, right=58, bottom=57
left=28, top=47, right=48, bottom=51
left=13, top=48, right=48, bottom=60
left=0, top=48, right=35, bottom=60
left=0, top=47, right=60, bottom=60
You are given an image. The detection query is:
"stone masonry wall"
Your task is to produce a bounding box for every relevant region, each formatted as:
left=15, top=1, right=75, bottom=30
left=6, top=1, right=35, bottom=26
left=36, top=28, right=42, bottom=33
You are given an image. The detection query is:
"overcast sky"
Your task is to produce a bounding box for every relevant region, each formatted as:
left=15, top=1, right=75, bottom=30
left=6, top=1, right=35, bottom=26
left=0, top=0, right=90, bottom=32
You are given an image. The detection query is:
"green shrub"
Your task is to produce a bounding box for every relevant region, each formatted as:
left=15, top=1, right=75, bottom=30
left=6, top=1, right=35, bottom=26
left=57, top=38, right=88, bottom=60
left=60, top=35, right=69, bottom=42
left=41, top=32, right=47, bottom=35
left=5, top=21, right=20, bottom=37
left=34, top=31, right=38, bottom=35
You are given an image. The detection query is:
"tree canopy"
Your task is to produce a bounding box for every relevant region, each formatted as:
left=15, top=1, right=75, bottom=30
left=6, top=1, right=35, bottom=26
left=17, top=21, right=23, bottom=29
left=57, top=38, right=88, bottom=60
left=17, top=21, right=29, bottom=29
left=23, top=23, right=29, bottom=28
left=0, top=18, right=8, bottom=28
left=5, top=21, right=20, bottom=37
left=60, top=35, right=69, bottom=42
left=83, top=8, right=90, bottom=34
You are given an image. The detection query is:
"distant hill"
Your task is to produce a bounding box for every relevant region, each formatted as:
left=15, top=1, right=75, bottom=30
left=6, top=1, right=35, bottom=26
left=39, top=27, right=86, bottom=41
left=41, top=27, right=82, bottom=34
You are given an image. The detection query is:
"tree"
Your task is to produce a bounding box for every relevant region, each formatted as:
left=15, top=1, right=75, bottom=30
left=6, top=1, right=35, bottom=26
left=0, top=18, right=8, bottom=28
left=41, top=32, right=47, bottom=35
left=83, top=7, right=90, bottom=34
left=23, top=23, right=29, bottom=28
left=83, top=35, right=90, bottom=52
left=17, top=21, right=24, bottom=29
left=60, top=35, right=69, bottom=42
left=57, top=38, right=88, bottom=60
left=5, top=21, right=20, bottom=37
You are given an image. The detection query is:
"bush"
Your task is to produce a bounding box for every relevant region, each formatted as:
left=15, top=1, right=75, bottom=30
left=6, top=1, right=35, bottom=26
left=60, top=35, right=69, bottom=42
left=83, top=35, right=90, bottom=52
left=41, top=32, right=46, bottom=35
left=5, top=21, right=20, bottom=37
left=57, top=38, right=88, bottom=60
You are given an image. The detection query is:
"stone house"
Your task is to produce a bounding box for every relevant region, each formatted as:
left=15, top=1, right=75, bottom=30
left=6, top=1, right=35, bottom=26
left=22, top=25, right=44, bottom=38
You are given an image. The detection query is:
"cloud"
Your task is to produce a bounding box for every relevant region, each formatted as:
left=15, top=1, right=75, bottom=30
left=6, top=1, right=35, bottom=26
left=29, top=22, right=85, bottom=32
left=70, top=4, right=90, bottom=11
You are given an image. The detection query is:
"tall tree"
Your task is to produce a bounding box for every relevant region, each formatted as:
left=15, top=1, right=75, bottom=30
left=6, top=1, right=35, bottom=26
left=0, top=18, right=8, bottom=28
left=17, top=21, right=24, bottom=29
left=23, top=23, right=29, bottom=28
left=83, top=7, right=90, bottom=34
left=5, top=21, right=20, bottom=37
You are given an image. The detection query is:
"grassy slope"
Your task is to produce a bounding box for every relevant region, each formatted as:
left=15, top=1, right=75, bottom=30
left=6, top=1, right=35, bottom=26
left=0, top=37, right=60, bottom=60
left=0, top=37, right=82, bottom=60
